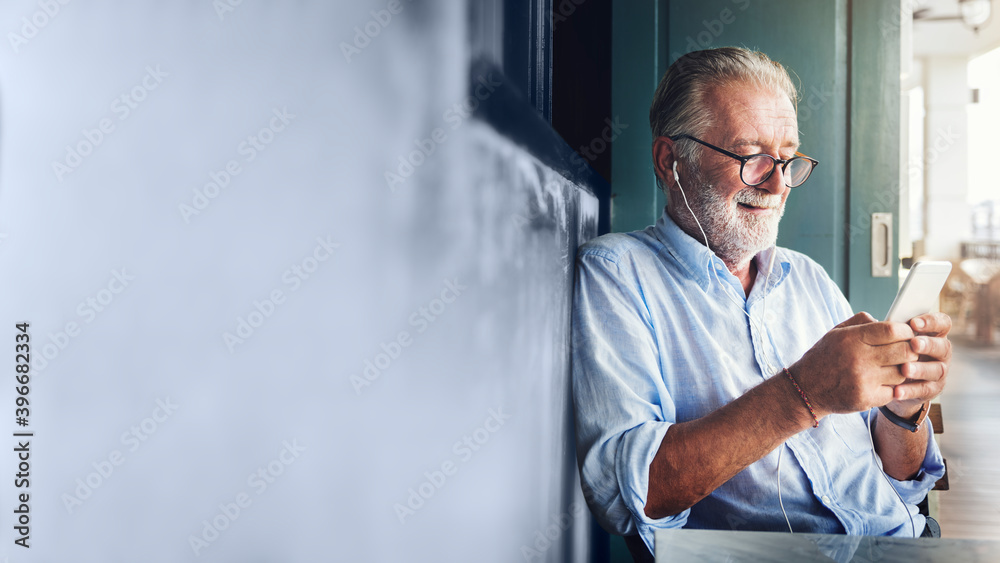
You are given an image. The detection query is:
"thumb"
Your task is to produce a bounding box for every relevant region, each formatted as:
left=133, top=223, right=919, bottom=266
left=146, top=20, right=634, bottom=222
left=834, top=311, right=876, bottom=330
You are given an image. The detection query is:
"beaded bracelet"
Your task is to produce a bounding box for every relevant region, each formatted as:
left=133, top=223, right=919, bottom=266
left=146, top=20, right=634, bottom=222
left=783, top=367, right=819, bottom=428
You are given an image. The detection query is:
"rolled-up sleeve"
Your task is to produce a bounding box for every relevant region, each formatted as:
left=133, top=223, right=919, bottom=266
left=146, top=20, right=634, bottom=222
left=572, top=248, right=688, bottom=540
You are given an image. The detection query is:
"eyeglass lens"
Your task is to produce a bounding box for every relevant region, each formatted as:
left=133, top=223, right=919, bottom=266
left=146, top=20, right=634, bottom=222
left=742, top=155, right=813, bottom=188
left=784, top=158, right=814, bottom=187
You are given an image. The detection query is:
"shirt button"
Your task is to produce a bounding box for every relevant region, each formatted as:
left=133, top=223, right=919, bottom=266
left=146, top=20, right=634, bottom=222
left=821, top=495, right=831, bottom=505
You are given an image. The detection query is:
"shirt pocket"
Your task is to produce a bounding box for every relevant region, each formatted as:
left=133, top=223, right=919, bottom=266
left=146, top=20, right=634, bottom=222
left=829, top=413, right=876, bottom=455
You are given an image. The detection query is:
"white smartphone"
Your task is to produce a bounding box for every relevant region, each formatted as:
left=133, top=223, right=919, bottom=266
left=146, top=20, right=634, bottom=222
left=884, top=261, right=953, bottom=323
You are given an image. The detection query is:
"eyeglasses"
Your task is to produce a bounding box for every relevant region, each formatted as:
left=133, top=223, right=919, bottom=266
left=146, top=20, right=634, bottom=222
left=670, top=134, right=819, bottom=188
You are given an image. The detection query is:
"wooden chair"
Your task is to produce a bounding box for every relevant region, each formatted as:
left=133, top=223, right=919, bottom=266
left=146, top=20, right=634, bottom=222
left=940, top=261, right=976, bottom=336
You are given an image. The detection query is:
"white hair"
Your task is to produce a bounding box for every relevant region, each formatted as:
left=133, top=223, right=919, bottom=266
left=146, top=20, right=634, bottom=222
left=649, top=47, right=799, bottom=193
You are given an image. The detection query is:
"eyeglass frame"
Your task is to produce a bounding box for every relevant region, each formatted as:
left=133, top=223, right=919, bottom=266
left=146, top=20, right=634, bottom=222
left=668, top=134, right=819, bottom=188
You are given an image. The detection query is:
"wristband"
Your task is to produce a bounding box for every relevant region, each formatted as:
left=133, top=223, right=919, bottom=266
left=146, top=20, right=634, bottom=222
left=783, top=368, right=819, bottom=428
left=878, top=402, right=929, bottom=433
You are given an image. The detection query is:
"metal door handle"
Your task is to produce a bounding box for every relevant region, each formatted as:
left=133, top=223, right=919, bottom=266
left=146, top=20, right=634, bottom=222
left=871, top=213, right=892, bottom=277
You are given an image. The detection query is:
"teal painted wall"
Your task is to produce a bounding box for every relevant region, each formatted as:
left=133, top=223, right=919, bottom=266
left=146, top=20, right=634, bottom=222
left=848, top=0, right=902, bottom=318
left=610, top=0, right=666, bottom=235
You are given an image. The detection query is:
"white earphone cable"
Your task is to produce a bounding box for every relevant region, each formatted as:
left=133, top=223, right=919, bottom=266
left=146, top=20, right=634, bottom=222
left=673, top=160, right=777, bottom=372
left=865, top=407, right=918, bottom=537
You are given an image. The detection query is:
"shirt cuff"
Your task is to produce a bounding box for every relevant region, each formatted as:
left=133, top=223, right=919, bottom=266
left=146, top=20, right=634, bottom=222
left=615, top=421, right=688, bottom=554
left=886, top=419, right=946, bottom=505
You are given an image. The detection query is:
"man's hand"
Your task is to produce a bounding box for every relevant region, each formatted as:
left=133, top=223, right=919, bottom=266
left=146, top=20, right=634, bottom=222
left=788, top=311, right=952, bottom=421
left=885, top=312, right=953, bottom=418
left=788, top=312, right=919, bottom=418
left=873, top=312, right=951, bottom=480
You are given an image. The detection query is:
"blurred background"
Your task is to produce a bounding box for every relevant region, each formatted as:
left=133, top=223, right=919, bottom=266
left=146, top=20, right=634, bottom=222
left=902, top=0, right=1000, bottom=547
left=0, top=0, right=995, bottom=562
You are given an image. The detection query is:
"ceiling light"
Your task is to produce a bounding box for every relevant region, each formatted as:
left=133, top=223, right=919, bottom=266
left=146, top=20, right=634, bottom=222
left=960, top=0, right=992, bottom=30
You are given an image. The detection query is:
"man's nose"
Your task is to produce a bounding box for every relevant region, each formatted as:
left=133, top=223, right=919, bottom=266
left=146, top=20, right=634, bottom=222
left=758, top=164, right=787, bottom=195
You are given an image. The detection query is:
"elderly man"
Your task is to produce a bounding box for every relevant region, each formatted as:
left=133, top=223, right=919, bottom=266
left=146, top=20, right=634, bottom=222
left=572, top=47, right=949, bottom=557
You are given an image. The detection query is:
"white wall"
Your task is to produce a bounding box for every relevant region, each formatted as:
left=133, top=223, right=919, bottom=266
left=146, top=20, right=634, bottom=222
left=0, top=1, right=594, bottom=560
left=920, top=56, right=972, bottom=259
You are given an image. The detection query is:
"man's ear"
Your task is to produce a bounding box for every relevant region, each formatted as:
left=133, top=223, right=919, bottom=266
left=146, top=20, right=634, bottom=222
left=652, top=136, right=678, bottom=193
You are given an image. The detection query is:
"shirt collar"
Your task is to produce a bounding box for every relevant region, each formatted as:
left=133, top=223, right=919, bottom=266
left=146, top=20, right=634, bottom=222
left=651, top=205, right=791, bottom=294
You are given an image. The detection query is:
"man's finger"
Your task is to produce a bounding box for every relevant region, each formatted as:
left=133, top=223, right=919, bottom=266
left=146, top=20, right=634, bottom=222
left=910, top=335, right=952, bottom=362
left=872, top=384, right=896, bottom=408
left=900, top=360, right=949, bottom=383
left=835, top=311, right=876, bottom=329
left=858, top=321, right=915, bottom=347
left=909, top=312, right=952, bottom=337
left=893, top=378, right=945, bottom=402
left=873, top=365, right=908, bottom=387
left=872, top=340, right=920, bottom=367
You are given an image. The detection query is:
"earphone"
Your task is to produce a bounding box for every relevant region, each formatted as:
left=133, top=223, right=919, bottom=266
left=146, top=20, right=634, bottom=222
left=672, top=160, right=713, bottom=262
left=671, top=157, right=915, bottom=536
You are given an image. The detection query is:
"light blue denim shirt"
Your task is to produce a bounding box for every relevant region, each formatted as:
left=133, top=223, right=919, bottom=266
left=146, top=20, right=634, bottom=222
left=572, top=208, right=945, bottom=553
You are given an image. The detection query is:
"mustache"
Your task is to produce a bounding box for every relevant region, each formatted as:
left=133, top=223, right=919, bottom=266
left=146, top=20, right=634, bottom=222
left=734, top=189, right=783, bottom=209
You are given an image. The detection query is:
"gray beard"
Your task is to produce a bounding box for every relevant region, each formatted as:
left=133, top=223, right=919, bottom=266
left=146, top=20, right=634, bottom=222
left=671, top=175, right=785, bottom=272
